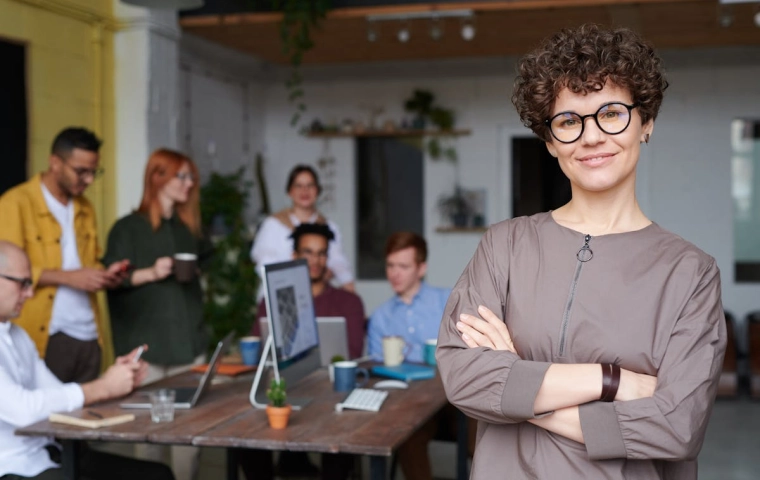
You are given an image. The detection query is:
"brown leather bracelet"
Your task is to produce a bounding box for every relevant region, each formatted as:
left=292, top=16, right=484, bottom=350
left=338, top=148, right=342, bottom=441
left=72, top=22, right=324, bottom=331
left=606, top=364, right=621, bottom=402
left=600, top=363, right=612, bottom=401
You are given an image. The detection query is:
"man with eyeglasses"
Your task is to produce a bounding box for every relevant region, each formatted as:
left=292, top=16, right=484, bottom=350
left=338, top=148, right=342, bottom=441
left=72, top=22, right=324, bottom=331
left=0, top=127, right=130, bottom=384
left=243, top=223, right=366, bottom=479
left=0, top=241, right=175, bottom=480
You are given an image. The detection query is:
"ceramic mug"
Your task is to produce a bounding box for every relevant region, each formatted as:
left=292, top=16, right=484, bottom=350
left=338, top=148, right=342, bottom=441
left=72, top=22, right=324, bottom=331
left=333, top=361, right=369, bottom=392
left=382, top=336, right=407, bottom=367
left=424, top=339, right=437, bottom=366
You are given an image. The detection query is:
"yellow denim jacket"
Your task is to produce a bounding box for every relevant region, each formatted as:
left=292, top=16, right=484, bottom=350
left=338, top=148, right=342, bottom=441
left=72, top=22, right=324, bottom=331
left=0, top=174, right=105, bottom=355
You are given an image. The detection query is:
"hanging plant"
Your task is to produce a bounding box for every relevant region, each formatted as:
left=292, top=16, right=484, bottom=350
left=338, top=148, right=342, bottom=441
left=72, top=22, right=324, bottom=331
left=274, top=0, right=332, bottom=126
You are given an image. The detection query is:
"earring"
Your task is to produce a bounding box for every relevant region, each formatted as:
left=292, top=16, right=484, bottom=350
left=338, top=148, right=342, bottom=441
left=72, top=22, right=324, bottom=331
left=643, top=134, right=650, bottom=144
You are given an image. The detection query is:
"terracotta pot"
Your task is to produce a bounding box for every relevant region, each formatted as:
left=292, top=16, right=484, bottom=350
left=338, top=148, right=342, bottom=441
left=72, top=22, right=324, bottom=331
left=266, top=405, right=292, bottom=429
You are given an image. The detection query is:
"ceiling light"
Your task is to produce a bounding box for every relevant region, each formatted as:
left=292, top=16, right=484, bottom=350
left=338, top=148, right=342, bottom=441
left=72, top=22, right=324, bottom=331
left=755, top=9, right=760, bottom=27
left=718, top=6, right=733, bottom=27
left=120, top=0, right=203, bottom=10
left=429, top=17, right=443, bottom=41
left=367, top=21, right=378, bottom=42
left=397, top=23, right=410, bottom=43
left=461, top=17, right=476, bottom=41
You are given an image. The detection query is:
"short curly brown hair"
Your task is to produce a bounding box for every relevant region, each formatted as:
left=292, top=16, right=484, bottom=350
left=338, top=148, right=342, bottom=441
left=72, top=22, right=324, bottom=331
left=512, top=24, right=668, bottom=142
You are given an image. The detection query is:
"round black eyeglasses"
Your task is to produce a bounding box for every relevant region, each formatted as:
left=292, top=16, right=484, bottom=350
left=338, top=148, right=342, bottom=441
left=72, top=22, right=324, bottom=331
left=545, top=102, right=639, bottom=144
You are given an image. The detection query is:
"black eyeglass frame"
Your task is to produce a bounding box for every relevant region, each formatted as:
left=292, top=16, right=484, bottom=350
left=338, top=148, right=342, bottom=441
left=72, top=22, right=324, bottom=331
left=545, top=102, right=639, bottom=144
left=0, top=273, right=33, bottom=290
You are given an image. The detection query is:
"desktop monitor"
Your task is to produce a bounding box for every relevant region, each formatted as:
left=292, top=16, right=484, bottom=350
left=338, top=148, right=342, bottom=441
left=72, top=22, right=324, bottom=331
left=253, top=259, right=322, bottom=408
left=261, top=259, right=320, bottom=363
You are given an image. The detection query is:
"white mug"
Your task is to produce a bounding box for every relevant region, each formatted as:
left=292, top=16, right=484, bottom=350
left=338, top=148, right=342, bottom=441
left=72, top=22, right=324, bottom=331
left=382, top=336, right=406, bottom=367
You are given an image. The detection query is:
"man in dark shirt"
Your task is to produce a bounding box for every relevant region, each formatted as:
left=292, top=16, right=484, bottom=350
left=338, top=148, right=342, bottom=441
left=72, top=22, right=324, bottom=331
left=243, top=223, right=365, bottom=479
left=253, top=223, right=366, bottom=359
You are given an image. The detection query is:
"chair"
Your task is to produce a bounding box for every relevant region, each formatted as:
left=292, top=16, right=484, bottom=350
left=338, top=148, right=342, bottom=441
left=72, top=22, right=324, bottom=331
left=747, top=311, right=760, bottom=399
left=717, top=311, right=739, bottom=397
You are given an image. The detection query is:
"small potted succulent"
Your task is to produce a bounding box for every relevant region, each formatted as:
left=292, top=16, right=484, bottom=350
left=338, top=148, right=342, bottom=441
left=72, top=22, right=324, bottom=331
left=265, top=378, right=291, bottom=429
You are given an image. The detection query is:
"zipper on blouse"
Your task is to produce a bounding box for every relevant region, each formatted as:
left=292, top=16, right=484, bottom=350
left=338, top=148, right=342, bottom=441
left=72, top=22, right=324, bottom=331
left=558, top=234, right=593, bottom=357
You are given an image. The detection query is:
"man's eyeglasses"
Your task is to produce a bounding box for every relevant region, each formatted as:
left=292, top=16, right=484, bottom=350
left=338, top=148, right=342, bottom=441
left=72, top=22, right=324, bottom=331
left=0, top=273, right=33, bottom=290
left=545, top=102, right=639, bottom=144
left=297, top=249, right=327, bottom=259
left=64, top=161, right=105, bottom=180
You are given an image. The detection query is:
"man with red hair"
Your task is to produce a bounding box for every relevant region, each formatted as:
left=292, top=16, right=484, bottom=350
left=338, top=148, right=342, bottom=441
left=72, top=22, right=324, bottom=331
left=0, top=127, right=129, bottom=383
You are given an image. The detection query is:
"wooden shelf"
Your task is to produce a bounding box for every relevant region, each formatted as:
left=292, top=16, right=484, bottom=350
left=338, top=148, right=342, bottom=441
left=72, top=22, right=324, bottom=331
left=304, top=129, right=471, bottom=139
left=435, top=226, right=488, bottom=233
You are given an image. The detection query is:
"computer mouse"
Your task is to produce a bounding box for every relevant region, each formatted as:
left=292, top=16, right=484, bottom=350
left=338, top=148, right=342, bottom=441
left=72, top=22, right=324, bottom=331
left=374, top=379, right=409, bottom=389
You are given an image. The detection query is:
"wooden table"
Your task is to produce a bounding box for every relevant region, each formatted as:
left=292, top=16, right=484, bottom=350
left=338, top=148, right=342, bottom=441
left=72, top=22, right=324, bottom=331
left=16, top=367, right=468, bottom=480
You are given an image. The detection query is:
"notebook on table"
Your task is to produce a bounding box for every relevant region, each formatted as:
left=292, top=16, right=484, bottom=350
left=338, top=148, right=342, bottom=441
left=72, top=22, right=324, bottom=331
left=371, top=363, right=436, bottom=382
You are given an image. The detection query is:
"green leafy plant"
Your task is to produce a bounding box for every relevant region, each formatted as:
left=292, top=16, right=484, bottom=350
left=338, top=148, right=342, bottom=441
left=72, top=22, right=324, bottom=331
left=200, top=168, right=258, bottom=351
left=266, top=378, right=288, bottom=407
left=403, top=89, right=459, bottom=162
left=404, top=89, right=435, bottom=119
left=274, top=0, right=332, bottom=126
left=330, top=355, right=345, bottom=363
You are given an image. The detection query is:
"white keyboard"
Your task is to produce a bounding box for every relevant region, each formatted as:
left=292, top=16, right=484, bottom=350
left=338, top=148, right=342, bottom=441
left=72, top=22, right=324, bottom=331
left=335, top=388, right=389, bottom=412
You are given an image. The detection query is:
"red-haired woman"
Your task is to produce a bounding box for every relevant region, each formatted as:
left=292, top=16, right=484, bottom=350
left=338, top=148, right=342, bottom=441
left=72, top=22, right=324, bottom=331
left=103, top=149, right=209, bottom=479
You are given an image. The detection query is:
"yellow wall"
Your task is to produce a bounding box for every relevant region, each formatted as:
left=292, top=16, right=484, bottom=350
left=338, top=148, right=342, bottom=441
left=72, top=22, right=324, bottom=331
left=0, top=0, right=116, bottom=364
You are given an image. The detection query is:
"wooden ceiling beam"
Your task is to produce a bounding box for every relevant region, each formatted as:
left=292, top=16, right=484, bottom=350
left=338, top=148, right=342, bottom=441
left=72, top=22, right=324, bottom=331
left=180, top=0, right=706, bottom=27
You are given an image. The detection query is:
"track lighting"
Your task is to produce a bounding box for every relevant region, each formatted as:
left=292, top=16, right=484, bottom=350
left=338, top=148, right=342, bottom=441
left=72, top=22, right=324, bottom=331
left=461, top=17, right=476, bottom=41
left=366, top=9, right=474, bottom=43
left=429, top=16, right=443, bottom=41
left=397, top=23, right=410, bottom=43
left=367, top=21, right=378, bottom=42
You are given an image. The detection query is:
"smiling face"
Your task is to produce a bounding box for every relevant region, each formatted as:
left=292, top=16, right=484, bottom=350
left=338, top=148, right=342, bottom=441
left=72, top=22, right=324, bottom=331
left=288, top=171, right=319, bottom=210
left=159, top=161, right=195, bottom=206
left=545, top=82, right=653, bottom=196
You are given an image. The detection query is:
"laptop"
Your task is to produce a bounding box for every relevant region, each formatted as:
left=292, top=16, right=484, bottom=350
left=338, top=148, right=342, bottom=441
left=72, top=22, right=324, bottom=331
left=120, top=331, right=234, bottom=410
left=258, top=316, right=350, bottom=365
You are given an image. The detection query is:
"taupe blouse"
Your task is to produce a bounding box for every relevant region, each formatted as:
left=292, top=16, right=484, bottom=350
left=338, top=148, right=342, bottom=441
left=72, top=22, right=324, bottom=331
left=437, top=212, right=726, bottom=479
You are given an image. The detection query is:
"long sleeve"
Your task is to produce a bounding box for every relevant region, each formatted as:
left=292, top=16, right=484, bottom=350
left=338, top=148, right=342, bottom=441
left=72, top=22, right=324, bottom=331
left=251, top=217, right=291, bottom=267
left=102, top=217, right=136, bottom=288
left=0, top=329, right=84, bottom=428
left=0, top=194, right=42, bottom=286
left=367, top=306, right=390, bottom=361
left=325, top=220, right=354, bottom=285
left=437, top=225, right=551, bottom=424
left=579, top=259, right=726, bottom=461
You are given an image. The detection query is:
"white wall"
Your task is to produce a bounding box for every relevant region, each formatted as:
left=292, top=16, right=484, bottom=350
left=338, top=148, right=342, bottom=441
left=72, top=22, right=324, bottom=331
left=179, top=34, right=269, bottom=224
left=256, top=49, right=760, bottom=319
left=113, top=4, right=181, bottom=216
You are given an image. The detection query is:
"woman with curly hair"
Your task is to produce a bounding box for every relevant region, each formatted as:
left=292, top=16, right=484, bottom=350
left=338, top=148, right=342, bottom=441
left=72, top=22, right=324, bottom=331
left=437, top=24, right=725, bottom=479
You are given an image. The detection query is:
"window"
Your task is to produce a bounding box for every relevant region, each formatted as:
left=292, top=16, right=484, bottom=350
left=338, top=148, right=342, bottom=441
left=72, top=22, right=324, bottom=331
left=356, top=137, right=424, bottom=279
left=732, top=119, right=760, bottom=282
left=0, top=39, right=27, bottom=196
left=512, top=137, right=570, bottom=217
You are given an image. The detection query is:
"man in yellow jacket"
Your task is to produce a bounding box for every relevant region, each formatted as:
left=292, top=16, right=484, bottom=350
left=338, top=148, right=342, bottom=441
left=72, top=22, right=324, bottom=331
left=0, top=127, right=129, bottom=383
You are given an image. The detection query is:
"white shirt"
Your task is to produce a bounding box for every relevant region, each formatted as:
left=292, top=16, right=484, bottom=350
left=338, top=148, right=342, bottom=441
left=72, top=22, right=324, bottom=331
left=40, top=184, right=97, bottom=341
left=0, top=321, right=84, bottom=477
left=250, top=213, right=354, bottom=298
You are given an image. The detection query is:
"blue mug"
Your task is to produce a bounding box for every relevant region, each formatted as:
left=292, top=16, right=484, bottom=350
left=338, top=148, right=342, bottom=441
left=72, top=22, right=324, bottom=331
left=333, top=361, right=369, bottom=392
left=424, top=339, right=437, bottom=366
left=239, top=336, right=261, bottom=366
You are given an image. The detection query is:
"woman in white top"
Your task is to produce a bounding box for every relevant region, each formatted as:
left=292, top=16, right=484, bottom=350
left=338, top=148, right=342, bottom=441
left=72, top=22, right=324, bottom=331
left=251, top=165, right=355, bottom=292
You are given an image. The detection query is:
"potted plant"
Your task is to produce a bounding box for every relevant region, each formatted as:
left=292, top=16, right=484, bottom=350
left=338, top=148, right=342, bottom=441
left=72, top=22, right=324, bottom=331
left=404, top=89, right=435, bottom=129
left=266, top=378, right=291, bottom=429
left=200, top=167, right=258, bottom=352
left=437, top=187, right=472, bottom=228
